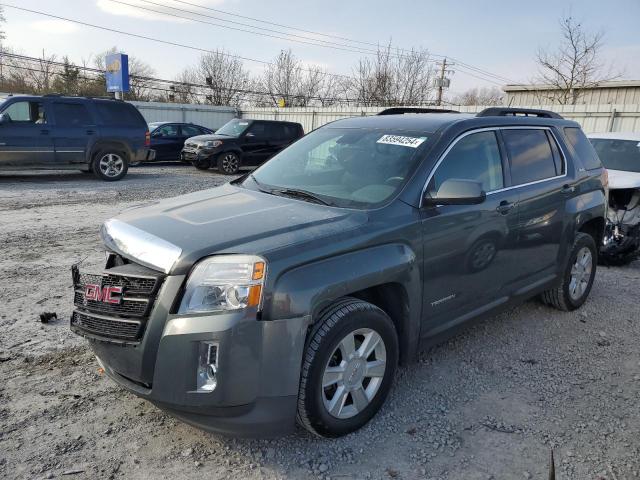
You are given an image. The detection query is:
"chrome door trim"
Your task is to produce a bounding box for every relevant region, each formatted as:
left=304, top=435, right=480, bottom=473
left=420, top=126, right=569, bottom=207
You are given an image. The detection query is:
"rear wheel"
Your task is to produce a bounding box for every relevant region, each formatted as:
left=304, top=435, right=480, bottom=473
left=297, top=298, right=398, bottom=437
left=92, top=150, right=128, bottom=181
left=217, top=152, right=241, bottom=175
left=541, top=233, right=597, bottom=311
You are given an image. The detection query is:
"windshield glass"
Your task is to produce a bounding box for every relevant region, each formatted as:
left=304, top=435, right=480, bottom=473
left=590, top=138, right=640, bottom=173
left=247, top=127, right=430, bottom=208
left=215, top=119, right=251, bottom=137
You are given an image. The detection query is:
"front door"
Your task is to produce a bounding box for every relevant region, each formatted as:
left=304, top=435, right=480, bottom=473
left=151, top=124, right=182, bottom=160
left=241, top=122, right=271, bottom=165
left=51, top=101, right=97, bottom=165
left=0, top=99, right=55, bottom=167
left=420, top=130, right=520, bottom=337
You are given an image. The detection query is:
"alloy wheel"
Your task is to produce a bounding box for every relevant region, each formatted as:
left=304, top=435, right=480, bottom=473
left=569, top=246, right=593, bottom=300
left=221, top=153, right=239, bottom=173
left=322, top=328, right=387, bottom=419
left=98, top=153, right=125, bottom=178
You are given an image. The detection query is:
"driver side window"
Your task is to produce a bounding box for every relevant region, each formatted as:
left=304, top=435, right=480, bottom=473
left=430, top=131, right=504, bottom=195
left=2, top=101, right=47, bottom=124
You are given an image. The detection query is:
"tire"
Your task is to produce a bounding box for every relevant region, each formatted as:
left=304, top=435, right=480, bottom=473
left=217, top=151, right=241, bottom=175
left=541, top=233, right=597, bottom=311
left=193, top=159, right=211, bottom=170
left=92, top=150, right=128, bottom=181
left=297, top=297, right=399, bottom=438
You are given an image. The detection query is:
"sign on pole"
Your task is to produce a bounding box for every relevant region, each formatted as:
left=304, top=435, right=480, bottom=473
left=105, top=53, right=130, bottom=93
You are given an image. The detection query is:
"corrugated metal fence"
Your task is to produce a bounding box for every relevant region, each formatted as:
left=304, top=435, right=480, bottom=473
left=130, top=101, right=238, bottom=130
left=238, top=104, right=640, bottom=134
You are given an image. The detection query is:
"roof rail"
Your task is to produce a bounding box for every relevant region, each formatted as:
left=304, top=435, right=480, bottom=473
left=476, top=107, right=563, bottom=119
left=377, top=107, right=460, bottom=115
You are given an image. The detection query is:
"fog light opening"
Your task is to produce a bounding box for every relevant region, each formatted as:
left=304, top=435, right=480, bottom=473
left=197, top=341, right=219, bottom=392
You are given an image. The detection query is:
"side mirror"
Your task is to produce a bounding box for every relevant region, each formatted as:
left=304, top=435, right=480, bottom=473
left=424, top=179, right=486, bottom=206
left=0, top=113, right=9, bottom=125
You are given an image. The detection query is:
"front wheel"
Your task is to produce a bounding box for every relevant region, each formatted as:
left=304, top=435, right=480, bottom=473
left=541, top=233, right=597, bottom=311
left=217, top=152, right=241, bottom=175
left=93, top=151, right=128, bottom=181
left=297, top=298, right=398, bottom=437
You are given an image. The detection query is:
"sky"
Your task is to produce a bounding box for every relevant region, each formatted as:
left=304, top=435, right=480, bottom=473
left=1, top=0, right=639, bottom=98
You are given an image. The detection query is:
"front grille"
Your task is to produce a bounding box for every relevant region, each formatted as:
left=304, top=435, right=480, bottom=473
left=72, top=258, right=165, bottom=343
left=183, top=143, right=199, bottom=153
left=71, top=311, right=142, bottom=341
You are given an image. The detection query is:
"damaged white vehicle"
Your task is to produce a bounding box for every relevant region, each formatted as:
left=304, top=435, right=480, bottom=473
left=589, top=132, right=640, bottom=265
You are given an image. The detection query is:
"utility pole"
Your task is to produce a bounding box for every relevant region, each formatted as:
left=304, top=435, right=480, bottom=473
left=435, top=58, right=453, bottom=106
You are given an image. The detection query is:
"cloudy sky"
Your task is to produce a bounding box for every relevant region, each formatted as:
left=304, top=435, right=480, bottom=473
left=1, top=0, right=639, bottom=97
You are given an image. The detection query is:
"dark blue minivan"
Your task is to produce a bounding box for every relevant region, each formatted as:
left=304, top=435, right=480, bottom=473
left=0, top=95, right=155, bottom=181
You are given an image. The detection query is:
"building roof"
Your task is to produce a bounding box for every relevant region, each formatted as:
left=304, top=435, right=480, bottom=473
left=504, top=80, right=640, bottom=92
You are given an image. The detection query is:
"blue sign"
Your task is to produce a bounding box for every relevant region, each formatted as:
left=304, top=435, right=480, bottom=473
left=105, top=53, right=130, bottom=93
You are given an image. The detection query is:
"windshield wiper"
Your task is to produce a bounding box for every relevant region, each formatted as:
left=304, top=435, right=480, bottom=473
left=272, top=188, right=334, bottom=206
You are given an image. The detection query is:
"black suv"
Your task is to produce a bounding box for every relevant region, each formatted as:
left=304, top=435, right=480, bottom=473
left=181, top=118, right=304, bottom=174
left=72, top=108, right=606, bottom=438
left=0, top=95, right=155, bottom=181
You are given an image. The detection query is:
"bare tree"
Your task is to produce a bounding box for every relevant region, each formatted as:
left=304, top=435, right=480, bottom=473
left=535, top=15, right=618, bottom=104
left=94, top=47, right=157, bottom=101
left=453, top=86, right=504, bottom=106
left=171, top=68, right=201, bottom=104
left=196, top=50, right=251, bottom=106
left=0, top=6, right=6, bottom=42
left=261, top=50, right=340, bottom=107
left=348, top=43, right=435, bottom=106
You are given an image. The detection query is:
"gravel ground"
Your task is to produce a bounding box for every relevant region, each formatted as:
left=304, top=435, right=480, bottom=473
left=1, top=164, right=639, bottom=480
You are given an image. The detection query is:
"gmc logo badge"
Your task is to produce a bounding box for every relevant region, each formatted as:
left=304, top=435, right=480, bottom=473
left=84, top=284, right=123, bottom=305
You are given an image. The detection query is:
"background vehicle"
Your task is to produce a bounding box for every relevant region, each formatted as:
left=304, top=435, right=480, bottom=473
left=589, top=132, right=640, bottom=264
left=148, top=122, right=213, bottom=161
left=181, top=118, right=304, bottom=174
left=0, top=95, right=154, bottom=181
left=72, top=108, right=605, bottom=438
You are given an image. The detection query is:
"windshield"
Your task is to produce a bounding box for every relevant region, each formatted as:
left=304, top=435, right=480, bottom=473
left=246, top=127, right=430, bottom=208
left=215, top=119, right=251, bottom=137
left=590, top=138, right=640, bottom=173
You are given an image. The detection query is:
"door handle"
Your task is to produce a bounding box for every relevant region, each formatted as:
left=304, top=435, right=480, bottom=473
left=496, top=200, right=516, bottom=215
left=561, top=184, right=576, bottom=194
left=40, top=129, right=49, bottom=135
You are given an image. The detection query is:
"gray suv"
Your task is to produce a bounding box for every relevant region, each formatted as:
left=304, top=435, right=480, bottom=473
left=71, top=108, right=606, bottom=437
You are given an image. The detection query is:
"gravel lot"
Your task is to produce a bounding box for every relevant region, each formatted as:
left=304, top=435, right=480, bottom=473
left=1, top=164, right=639, bottom=480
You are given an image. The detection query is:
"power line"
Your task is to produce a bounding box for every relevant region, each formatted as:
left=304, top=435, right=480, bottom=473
left=164, top=0, right=519, bottom=85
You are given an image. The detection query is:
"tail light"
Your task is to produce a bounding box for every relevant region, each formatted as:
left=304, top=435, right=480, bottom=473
left=145, top=131, right=151, bottom=146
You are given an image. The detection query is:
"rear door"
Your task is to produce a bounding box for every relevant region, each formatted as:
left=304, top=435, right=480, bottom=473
left=421, top=129, right=521, bottom=336
left=501, top=127, right=569, bottom=290
left=0, top=99, right=54, bottom=167
left=51, top=101, right=97, bottom=165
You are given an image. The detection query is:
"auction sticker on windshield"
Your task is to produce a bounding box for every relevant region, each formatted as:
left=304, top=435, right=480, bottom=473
left=377, top=134, right=427, bottom=148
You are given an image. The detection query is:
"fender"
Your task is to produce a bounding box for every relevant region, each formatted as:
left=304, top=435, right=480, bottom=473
left=88, top=139, right=134, bottom=164
left=566, top=188, right=606, bottom=237
left=267, top=243, right=422, bottom=360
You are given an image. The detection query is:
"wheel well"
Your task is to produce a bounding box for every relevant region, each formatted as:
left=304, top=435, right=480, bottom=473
left=579, top=217, right=605, bottom=247
left=349, top=283, right=411, bottom=364
left=91, top=143, right=130, bottom=162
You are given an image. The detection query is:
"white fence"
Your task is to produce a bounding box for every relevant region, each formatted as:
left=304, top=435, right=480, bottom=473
left=238, top=105, right=640, bottom=134
left=130, top=101, right=238, bottom=130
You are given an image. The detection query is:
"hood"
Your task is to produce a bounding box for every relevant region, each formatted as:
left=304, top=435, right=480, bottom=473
left=607, top=169, right=640, bottom=190
left=186, top=134, right=236, bottom=144
left=105, top=183, right=368, bottom=274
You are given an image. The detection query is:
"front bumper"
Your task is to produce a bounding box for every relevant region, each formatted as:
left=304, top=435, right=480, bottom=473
left=80, top=273, right=310, bottom=436
left=180, top=148, right=216, bottom=164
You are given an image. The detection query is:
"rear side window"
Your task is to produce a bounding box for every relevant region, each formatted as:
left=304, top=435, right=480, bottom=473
left=431, top=131, right=504, bottom=194
left=53, top=103, right=93, bottom=127
left=564, top=127, right=602, bottom=170
left=181, top=125, right=202, bottom=137
left=95, top=102, right=145, bottom=127
left=502, top=129, right=558, bottom=185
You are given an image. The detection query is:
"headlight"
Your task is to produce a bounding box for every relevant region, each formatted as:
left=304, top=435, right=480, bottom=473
left=178, top=255, right=266, bottom=314
left=204, top=140, right=223, bottom=148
